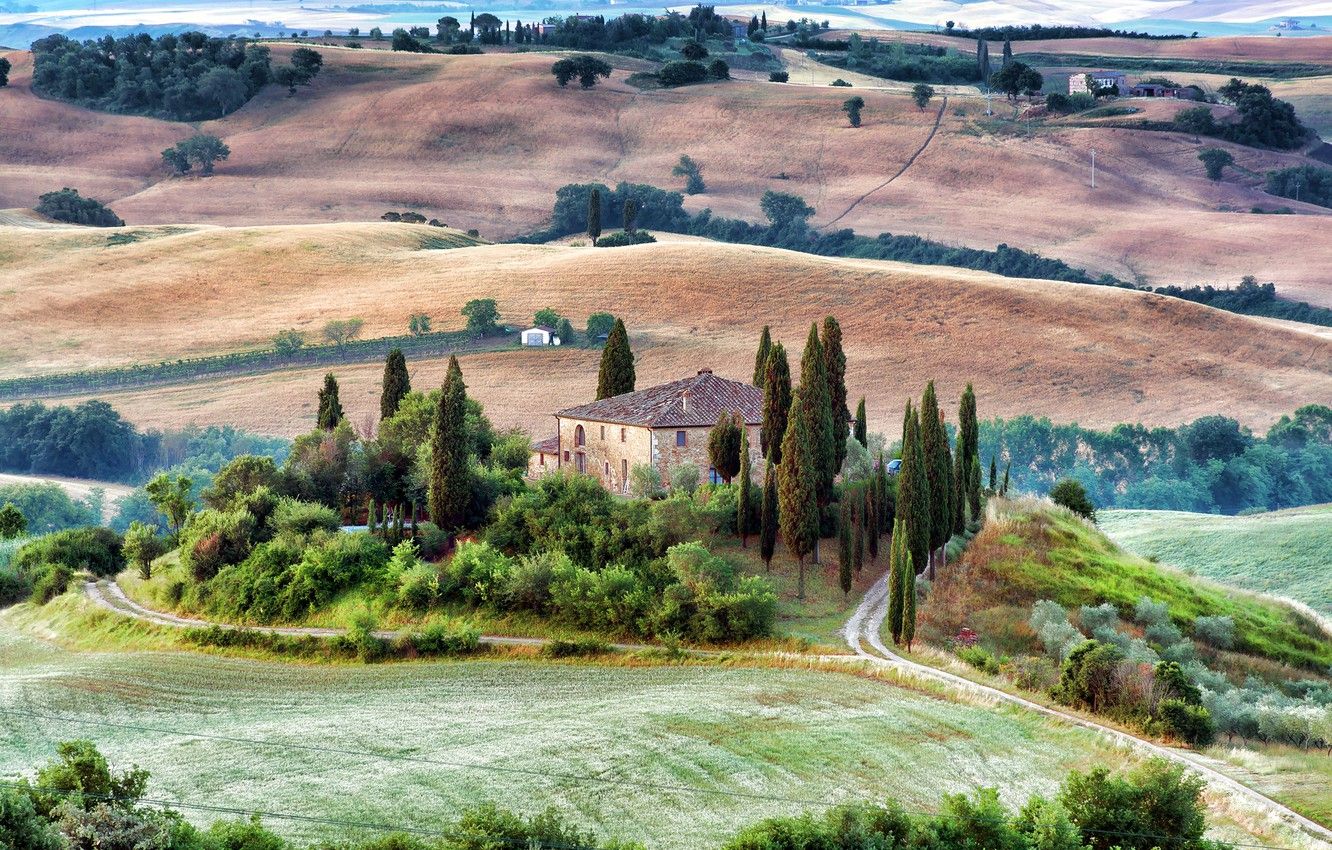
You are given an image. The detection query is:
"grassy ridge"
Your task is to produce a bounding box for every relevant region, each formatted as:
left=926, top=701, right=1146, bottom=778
left=951, top=501, right=1331, bottom=671
left=1100, top=506, right=1332, bottom=619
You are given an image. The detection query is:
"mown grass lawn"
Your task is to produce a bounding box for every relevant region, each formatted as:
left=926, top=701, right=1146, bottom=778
left=0, top=615, right=1145, bottom=850
left=1100, top=505, right=1332, bottom=619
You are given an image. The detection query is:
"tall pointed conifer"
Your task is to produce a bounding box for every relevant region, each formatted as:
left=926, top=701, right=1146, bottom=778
left=778, top=386, right=819, bottom=599
left=428, top=356, right=470, bottom=529
left=821, top=316, right=848, bottom=471
left=753, top=326, right=772, bottom=388
left=380, top=348, right=411, bottom=420
left=596, top=319, right=634, bottom=399
left=761, top=342, right=791, bottom=463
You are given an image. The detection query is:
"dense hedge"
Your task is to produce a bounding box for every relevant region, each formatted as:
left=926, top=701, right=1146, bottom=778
left=35, top=188, right=123, bottom=227
left=1, top=526, right=124, bottom=604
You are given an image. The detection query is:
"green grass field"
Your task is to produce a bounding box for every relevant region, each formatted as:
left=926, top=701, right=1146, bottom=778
left=1100, top=506, right=1332, bottom=619
left=0, top=610, right=1155, bottom=850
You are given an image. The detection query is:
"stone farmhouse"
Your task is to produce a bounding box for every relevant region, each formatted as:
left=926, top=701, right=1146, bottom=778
left=1069, top=71, right=1128, bottom=96
left=529, top=369, right=764, bottom=493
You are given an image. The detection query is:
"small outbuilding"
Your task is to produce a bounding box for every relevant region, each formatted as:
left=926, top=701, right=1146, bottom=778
left=521, top=326, right=561, bottom=346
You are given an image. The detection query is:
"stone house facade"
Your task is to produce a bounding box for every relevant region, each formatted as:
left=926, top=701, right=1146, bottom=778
left=530, top=369, right=765, bottom=493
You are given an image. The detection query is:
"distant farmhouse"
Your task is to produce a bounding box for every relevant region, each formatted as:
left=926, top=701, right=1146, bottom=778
left=1068, top=71, right=1189, bottom=99
left=521, top=325, right=561, bottom=346
left=529, top=369, right=764, bottom=493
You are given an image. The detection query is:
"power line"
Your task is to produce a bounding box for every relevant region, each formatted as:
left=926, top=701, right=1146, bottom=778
left=1, top=709, right=1307, bottom=850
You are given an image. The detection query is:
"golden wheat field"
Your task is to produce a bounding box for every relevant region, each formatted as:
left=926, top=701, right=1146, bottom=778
left=2, top=223, right=1327, bottom=437
left=0, top=43, right=1329, bottom=302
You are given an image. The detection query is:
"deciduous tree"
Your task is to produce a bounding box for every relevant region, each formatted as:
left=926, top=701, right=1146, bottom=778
left=911, top=83, right=935, bottom=110
left=842, top=95, right=865, bottom=127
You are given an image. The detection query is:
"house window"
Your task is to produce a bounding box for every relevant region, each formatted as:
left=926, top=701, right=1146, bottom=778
left=621, top=459, right=628, bottom=486
left=620, top=428, right=626, bottom=442
left=563, top=451, right=570, bottom=462
left=539, top=453, right=545, bottom=466
left=676, top=431, right=687, bottom=447
left=600, top=425, right=605, bottom=440
left=604, top=461, right=610, bottom=477
left=575, top=425, right=585, bottom=447
left=709, top=466, right=722, bottom=485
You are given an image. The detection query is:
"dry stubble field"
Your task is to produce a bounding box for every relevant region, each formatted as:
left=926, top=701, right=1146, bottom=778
left=1, top=224, right=1328, bottom=437
left=0, top=43, right=1329, bottom=300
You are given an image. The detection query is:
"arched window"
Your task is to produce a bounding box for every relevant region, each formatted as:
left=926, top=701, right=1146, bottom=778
left=574, top=425, right=585, bottom=447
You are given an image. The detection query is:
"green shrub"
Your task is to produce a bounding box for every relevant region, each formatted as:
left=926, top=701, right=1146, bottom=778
left=1192, top=614, right=1234, bottom=649
left=180, top=509, right=256, bottom=581
left=270, top=498, right=340, bottom=536
left=769, top=70, right=788, bottom=82
left=279, top=533, right=388, bottom=618
left=957, top=644, right=1001, bottom=674
left=659, top=61, right=709, bottom=87
left=402, top=622, right=480, bottom=656
left=440, top=541, right=513, bottom=605
left=35, top=188, right=124, bottom=227
left=830, top=77, right=851, bottom=86
left=595, top=230, right=657, bottom=247
left=413, top=521, right=450, bottom=559
left=10, top=527, right=124, bottom=603
left=1050, top=478, right=1096, bottom=521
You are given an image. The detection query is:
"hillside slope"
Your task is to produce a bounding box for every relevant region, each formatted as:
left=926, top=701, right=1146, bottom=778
left=1101, top=506, right=1332, bottom=619
left=1, top=45, right=1328, bottom=302
left=0, top=223, right=1328, bottom=436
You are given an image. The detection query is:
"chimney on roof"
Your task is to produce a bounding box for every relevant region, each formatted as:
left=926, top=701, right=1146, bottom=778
left=682, top=389, right=690, bottom=413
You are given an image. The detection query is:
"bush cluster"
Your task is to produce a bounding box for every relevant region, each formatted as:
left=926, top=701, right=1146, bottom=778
left=3, top=527, right=124, bottom=604
left=36, top=189, right=123, bottom=227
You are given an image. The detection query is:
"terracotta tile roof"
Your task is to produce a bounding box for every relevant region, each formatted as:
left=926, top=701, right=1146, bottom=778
left=532, top=435, right=560, bottom=454
left=557, top=369, right=762, bottom=428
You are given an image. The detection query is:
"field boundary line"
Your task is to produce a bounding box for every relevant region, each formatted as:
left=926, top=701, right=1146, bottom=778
left=821, top=94, right=947, bottom=230
left=842, top=572, right=1332, bottom=847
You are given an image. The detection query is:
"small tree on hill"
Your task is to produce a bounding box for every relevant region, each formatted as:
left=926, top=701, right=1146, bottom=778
left=708, top=59, right=730, bottom=80
left=0, top=503, right=26, bottom=539
left=461, top=298, right=500, bottom=337
left=408, top=313, right=432, bottom=336
left=842, top=96, right=865, bottom=127
left=673, top=155, right=706, bottom=194
left=1198, top=148, right=1234, bottom=181
left=596, top=318, right=634, bottom=399
left=551, top=54, right=612, bottom=88
left=322, top=317, right=364, bottom=347
left=1051, top=478, right=1096, bottom=522
left=912, top=83, right=935, bottom=110
left=586, top=312, right=616, bottom=339
left=990, top=61, right=1042, bottom=100
left=162, top=135, right=231, bottom=176
left=761, top=190, right=814, bottom=228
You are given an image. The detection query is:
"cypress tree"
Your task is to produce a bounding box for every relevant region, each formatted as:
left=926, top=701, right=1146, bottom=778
left=778, top=387, right=820, bottom=599
left=821, top=316, right=848, bottom=472
left=897, top=402, right=930, bottom=579
left=877, top=452, right=893, bottom=533
left=316, top=373, right=343, bottom=430
left=708, top=411, right=743, bottom=483
left=902, top=550, right=916, bottom=651
left=761, top=10, right=766, bottom=30
left=367, top=497, right=377, bottom=534
left=760, top=461, right=778, bottom=570
left=853, top=494, right=866, bottom=573
left=596, top=319, right=635, bottom=399
left=960, top=383, right=979, bottom=483
left=969, top=456, right=982, bottom=521
left=854, top=398, right=867, bottom=447
left=952, top=431, right=966, bottom=534
left=887, top=518, right=907, bottom=644
left=737, top=424, right=753, bottom=547
left=977, top=39, right=990, bottom=82
left=587, top=188, right=602, bottom=242
left=799, top=324, right=836, bottom=539
left=864, top=484, right=877, bottom=563
left=837, top=497, right=853, bottom=591
left=753, top=325, right=772, bottom=388
left=919, top=381, right=952, bottom=577
left=1002, top=461, right=1011, bottom=496
left=1002, top=37, right=1013, bottom=68
left=380, top=348, right=411, bottom=420
left=989, top=455, right=997, bottom=491
left=760, top=342, right=791, bottom=463
left=428, top=356, right=470, bottom=529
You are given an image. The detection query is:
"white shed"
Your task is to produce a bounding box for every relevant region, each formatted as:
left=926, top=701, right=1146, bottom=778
left=521, top=326, right=561, bottom=346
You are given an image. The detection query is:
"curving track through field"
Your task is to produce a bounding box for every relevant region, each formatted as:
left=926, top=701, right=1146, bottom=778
left=842, top=570, right=1332, bottom=847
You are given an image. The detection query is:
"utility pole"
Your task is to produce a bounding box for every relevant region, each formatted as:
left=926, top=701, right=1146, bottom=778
left=1090, top=148, right=1097, bottom=188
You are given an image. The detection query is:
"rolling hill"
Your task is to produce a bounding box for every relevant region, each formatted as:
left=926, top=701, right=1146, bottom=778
left=0, top=222, right=1327, bottom=437
left=1, top=43, right=1329, bottom=303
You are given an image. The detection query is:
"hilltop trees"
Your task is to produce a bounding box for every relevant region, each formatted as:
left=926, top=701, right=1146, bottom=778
left=760, top=342, right=791, bottom=462
left=672, top=154, right=706, bottom=194
left=1198, top=148, right=1234, bottom=181
left=551, top=54, right=613, bottom=88
left=161, top=134, right=231, bottom=176
left=428, top=356, right=470, bottom=528
left=35, top=189, right=123, bottom=227
left=461, top=298, right=500, bottom=337
left=842, top=95, right=865, bottom=127
left=380, top=349, right=411, bottom=420
left=596, top=318, right=635, bottom=399
left=316, top=373, right=343, bottom=429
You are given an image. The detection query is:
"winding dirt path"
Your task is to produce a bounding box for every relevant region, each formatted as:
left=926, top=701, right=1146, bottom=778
left=842, top=571, right=1332, bottom=847
left=84, top=580, right=646, bottom=651
left=821, top=95, right=947, bottom=229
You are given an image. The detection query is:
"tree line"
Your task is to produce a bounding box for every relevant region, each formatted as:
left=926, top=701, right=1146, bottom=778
left=0, top=739, right=1231, bottom=850
left=979, top=404, right=1332, bottom=514
left=30, top=33, right=321, bottom=121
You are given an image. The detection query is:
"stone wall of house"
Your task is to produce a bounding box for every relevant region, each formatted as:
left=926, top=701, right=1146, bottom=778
left=650, top=424, right=764, bottom=487
left=555, top=417, right=653, bottom=494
